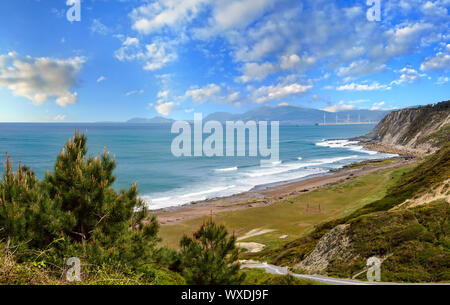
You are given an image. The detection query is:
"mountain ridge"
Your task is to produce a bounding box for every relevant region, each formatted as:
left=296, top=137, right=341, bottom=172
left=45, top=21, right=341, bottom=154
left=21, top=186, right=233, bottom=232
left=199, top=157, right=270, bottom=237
left=205, top=105, right=391, bottom=125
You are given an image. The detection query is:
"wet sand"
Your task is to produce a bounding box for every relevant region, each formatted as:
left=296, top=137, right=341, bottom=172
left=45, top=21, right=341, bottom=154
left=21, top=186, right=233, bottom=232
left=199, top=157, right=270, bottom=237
left=153, top=157, right=414, bottom=226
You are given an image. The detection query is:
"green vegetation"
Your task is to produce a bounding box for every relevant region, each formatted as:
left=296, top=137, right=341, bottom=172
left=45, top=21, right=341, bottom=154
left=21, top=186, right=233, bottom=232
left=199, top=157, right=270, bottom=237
left=418, top=123, right=450, bottom=148
left=345, top=140, right=449, bottom=220
left=0, top=132, right=238, bottom=285
left=330, top=200, right=450, bottom=283
left=160, top=165, right=409, bottom=250
left=339, top=158, right=399, bottom=170
left=402, top=100, right=449, bottom=145
left=1, top=128, right=448, bottom=284
left=241, top=268, right=323, bottom=285
left=179, top=220, right=244, bottom=285
left=260, top=142, right=450, bottom=283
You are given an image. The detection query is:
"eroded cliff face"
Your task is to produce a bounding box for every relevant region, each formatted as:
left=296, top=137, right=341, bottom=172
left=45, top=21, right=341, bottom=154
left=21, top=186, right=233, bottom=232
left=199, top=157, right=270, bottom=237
left=357, top=101, right=450, bottom=155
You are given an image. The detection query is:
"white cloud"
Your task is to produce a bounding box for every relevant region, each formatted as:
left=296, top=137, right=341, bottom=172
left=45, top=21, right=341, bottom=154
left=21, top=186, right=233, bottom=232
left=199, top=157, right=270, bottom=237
left=391, top=66, right=426, bottom=85
left=336, top=82, right=391, bottom=91
left=370, top=101, right=386, bottom=111
left=251, top=82, right=312, bottom=104
left=157, top=90, right=170, bottom=100
left=114, top=38, right=177, bottom=71
left=125, top=89, right=144, bottom=96
left=421, top=1, right=448, bottom=17
left=338, top=60, right=386, bottom=78
left=420, top=52, right=450, bottom=71
left=143, top=43, right=178, bottom=71
left=236, top=54, right=315, bottom=83
left=0, top=52, right=84, bottom=106
left=436, top=76, right=449, bottom=84
left=195, top=0, right=277, bottom=39
left=185, top=84, right=221, bottom=104
left=236, top=62, right=277, bottom=83
left=155, top=102, right=176, bottom=116
left=370, top=23, right=434, bottom=61
left=91, top=19, right=110, bottom=35
left=280, top=54, right=301, bottom=70
left=185, top=108, right=195, bottom=113
left=97, top=76, right=106, bottom=83
left=131, top=0, right=209, bottom=35
left=322, top=101, right=355, bottom=112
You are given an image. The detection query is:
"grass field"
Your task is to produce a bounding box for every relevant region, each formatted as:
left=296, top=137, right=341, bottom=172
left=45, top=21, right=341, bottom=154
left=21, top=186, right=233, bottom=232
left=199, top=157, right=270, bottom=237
left=159, top=164, right=414, bottom=250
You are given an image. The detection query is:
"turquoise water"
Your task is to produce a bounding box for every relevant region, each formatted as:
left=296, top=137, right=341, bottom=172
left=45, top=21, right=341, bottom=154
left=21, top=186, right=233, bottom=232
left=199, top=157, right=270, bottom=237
left=0, top=123, right=394, bottom=209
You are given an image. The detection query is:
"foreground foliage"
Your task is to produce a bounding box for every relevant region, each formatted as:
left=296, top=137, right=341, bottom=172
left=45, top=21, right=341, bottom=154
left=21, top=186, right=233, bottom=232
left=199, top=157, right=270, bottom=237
left=0, top=131, right=178, bottom=284
left=179, top=220, right=245, bottom=285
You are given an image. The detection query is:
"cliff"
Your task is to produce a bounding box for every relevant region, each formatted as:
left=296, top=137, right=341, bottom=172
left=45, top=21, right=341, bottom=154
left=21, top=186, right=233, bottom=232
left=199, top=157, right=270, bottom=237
left=356, top=100, right=450, bottom=156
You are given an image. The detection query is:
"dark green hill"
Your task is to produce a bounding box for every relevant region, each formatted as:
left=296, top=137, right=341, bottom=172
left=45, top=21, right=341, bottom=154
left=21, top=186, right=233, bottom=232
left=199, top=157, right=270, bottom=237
left=261, top=142, right=450, bottom=282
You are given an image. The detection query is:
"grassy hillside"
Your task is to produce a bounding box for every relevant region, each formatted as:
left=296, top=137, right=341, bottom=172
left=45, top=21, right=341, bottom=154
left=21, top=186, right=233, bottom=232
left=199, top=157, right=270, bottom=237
left=261, top=143, right=450, bottom=282
left=159, top=164, right=410, bottom=249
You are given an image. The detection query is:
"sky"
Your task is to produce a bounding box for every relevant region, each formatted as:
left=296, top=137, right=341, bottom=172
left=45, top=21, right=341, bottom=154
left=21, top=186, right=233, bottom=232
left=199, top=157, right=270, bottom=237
left=0, top=0, right=449, bottom=122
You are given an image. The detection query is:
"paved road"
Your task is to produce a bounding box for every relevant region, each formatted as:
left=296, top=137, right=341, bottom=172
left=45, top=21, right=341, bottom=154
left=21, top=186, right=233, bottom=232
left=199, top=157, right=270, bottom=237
left=241, top=263, right=449, bottom=285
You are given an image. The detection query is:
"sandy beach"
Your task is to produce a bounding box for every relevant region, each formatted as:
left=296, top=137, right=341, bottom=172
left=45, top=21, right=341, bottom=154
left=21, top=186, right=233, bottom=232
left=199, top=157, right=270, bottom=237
left=154, top=157, right=415, bottom=225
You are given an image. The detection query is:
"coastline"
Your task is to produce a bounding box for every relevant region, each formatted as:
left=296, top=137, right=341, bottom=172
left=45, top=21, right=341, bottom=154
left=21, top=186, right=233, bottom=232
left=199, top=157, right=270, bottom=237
left=153, top=156, right=415, bottom=226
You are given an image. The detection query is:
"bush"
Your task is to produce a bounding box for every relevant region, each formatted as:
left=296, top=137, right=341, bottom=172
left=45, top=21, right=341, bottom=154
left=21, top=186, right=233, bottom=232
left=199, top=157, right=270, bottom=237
left=179, top=220, right=244, bottom=285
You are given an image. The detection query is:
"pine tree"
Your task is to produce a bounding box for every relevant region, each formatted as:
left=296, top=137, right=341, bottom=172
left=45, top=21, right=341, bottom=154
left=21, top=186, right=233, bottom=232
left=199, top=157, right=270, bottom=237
left=42, top=130, right=160, bottom=266
left=179, top=219, right=244, bottom=285
left=1, top=131, right=160, bottom=268
left=0, top=154, right=73, bottom=254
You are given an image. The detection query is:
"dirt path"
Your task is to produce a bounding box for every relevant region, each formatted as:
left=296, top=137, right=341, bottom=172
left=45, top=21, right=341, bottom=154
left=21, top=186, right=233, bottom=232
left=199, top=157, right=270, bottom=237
left=154, top=158, right=414, bottom=226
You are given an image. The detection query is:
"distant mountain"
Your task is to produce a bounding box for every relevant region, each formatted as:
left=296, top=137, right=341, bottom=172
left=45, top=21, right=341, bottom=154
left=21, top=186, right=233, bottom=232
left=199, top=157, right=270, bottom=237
left=205, top=105, right=391, bottom=125
left=126, top=117, right=174, bottom=124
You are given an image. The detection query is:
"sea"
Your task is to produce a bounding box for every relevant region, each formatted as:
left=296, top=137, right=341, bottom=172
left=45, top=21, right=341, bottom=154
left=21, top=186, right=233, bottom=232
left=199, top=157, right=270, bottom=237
left=0, top=123, right=396, bottom=210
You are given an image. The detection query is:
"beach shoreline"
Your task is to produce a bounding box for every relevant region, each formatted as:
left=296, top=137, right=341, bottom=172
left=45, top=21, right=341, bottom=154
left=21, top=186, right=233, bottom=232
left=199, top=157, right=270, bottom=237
left=153, top=156, right=415, bottom=226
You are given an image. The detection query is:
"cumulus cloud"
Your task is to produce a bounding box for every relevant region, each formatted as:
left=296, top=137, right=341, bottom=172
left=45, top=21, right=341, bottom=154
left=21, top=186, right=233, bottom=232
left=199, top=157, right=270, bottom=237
left=114, top=37, right=177, bottom=71
left=338, top=60, right=386, bottom=78
left=336, top=82, right=391, bottom=91
left=236, top=54, right=315, bottom=83
left=124, top=0, right=447, bottom=86
left=155, top=102, right=176, bottom=116
left=194, top=0, right=277, bottom=39
left=322, top=101, right=355, bottom=112
left=421, top=52, right=450, bottom=71
left=185, top=84, right=222, bottom=104
left=0, top=52, right=85, bottom=106
left=251, top=82, right=312, bottom=104
left=391, top=66, right=426, bottom=85
left=373, top=23, right=433, bottom=60
left=90, top=19, right=110, bottom=35
left=131, top=0, right=209, bottom=34
left=370, top=101, right=386, bottom=111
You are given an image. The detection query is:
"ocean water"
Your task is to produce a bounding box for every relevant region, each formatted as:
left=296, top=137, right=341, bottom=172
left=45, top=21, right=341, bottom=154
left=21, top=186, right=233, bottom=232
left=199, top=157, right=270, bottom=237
left=0, top=123, right=395, bottom=210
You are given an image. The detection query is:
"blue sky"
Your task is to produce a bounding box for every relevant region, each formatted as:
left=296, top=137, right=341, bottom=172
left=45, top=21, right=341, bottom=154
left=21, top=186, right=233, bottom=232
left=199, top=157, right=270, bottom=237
left=0, top=0, right=449, bottom=122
